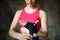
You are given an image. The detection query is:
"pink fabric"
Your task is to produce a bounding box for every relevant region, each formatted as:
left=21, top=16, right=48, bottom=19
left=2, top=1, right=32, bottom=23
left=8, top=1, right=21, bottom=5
left=19, top=8, right=41, bottom=30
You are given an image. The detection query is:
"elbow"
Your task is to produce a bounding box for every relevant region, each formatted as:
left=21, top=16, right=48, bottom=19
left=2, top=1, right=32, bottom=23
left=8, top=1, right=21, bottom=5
left=9, top=29, right=12, bottom=36
left=9, top=29, right=13, bottom=37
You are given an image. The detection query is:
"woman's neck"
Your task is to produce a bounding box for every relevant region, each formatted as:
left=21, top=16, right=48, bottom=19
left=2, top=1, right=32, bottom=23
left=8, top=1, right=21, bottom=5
left=25, top=5, right=37, bottom=10
left=24, top=5, right=38, bottom=14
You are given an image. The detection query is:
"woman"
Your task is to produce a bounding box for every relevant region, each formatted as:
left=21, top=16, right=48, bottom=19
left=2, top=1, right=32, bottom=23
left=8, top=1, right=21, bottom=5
left=9, top=0, right=48, bottom=40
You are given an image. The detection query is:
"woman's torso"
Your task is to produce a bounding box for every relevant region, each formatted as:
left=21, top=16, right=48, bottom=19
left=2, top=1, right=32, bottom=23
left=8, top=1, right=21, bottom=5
left=19, top=8, right=41, bottom=31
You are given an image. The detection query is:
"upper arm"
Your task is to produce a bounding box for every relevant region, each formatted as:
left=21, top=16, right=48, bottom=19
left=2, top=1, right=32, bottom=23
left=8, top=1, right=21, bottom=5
left=9, top=10, right=22, bottom=30
left=39, top=10, right=48, bottom=32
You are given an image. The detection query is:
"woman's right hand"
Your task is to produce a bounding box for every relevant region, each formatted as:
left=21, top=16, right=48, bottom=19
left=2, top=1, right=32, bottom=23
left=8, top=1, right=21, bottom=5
left=19, top=27, right=32, bottom=40
left=18, top=33, right=32, bottom=40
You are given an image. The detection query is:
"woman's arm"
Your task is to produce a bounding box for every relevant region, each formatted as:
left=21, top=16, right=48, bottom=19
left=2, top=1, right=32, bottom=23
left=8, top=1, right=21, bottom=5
left=37, top=10, right=48, bottom=38
left=9, top=10, right=22, bottom=39
left=9, top=10, right=32, bottom=40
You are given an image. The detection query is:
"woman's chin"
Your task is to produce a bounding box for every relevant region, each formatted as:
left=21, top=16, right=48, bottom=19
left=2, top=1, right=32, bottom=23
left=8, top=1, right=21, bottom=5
left=28, top=4, right=34, bottom=7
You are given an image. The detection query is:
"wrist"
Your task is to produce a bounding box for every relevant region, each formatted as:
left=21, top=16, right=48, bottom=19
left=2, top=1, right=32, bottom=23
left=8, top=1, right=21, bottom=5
left=37, top=31, right=48, bottom=38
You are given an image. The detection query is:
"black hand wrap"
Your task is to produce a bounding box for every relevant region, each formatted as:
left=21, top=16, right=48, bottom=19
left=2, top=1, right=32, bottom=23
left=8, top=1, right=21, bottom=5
left=24, top=22, right=39, bottom=40
left=24, top=22, right=38, bottom=35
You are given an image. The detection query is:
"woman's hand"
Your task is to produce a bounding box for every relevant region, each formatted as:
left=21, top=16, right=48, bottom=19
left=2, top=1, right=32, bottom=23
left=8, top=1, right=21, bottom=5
left=20, top=27, right=32, bottom=40
left=33, top=33, right=38, bottom=37
left=18, top=33, right=32, bottom=40
left=16, top=33, right=32, bottom=40
left=19, top=20, right=27, bottom=26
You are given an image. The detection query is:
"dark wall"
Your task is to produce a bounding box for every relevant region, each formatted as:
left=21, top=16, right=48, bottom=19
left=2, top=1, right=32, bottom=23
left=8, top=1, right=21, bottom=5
left=0, top=0, right=60, bottom=40
left=0, top=0, right=13, bottom=40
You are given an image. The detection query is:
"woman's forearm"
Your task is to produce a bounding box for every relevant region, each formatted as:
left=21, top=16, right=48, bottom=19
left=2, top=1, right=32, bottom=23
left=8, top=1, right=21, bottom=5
left=37, top=31, right=48, bottom=38
left=9, top=29, right=21, bottom=39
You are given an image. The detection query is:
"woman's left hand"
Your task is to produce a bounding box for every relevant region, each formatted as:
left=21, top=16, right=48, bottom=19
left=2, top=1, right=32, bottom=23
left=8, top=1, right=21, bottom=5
left=19, top=20, right=27, bottom=26
left=33, top=33, right=38, bottom=37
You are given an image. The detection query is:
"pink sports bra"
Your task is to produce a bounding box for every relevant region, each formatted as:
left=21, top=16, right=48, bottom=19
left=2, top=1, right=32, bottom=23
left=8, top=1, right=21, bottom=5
left=19, top=8, right=41, bottom=30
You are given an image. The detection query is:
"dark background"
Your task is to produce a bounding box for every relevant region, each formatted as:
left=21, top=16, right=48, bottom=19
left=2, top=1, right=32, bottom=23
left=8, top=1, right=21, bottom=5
left=0, top=0, right=60, bottom=40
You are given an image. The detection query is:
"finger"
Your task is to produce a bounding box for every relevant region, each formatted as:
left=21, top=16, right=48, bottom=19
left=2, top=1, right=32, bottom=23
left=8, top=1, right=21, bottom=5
left=25, top=34, right=32, bottom=39
left=35, top=20, right=39, bottom=24
left=20, top=39, right=27, bottom=40
left=33, top=33, right=38, bottom=37
left=25, top=36, right=30, bottom=39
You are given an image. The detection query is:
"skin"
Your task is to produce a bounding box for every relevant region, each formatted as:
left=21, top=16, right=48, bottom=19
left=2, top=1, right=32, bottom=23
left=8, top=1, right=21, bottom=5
left=9, top=0, right=48, bottom=40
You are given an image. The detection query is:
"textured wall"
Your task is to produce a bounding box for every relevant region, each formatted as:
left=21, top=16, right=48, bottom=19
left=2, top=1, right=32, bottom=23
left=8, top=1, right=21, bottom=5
left=0, top=0, right=60, bottom=40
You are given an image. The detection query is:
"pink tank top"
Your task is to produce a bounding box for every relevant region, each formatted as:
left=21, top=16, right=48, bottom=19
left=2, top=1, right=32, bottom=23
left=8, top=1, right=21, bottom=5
left=19, top=8, right=41, bottom=30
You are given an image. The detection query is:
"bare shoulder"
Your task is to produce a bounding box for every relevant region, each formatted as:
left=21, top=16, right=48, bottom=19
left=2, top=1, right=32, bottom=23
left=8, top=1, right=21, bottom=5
left=15, top=9, right=22, bottom=16
left=40, top=10, right=46, bottom=16
left=14, top=9, right=22, bottom=18
left=39, top=9, right=46, bottom=18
